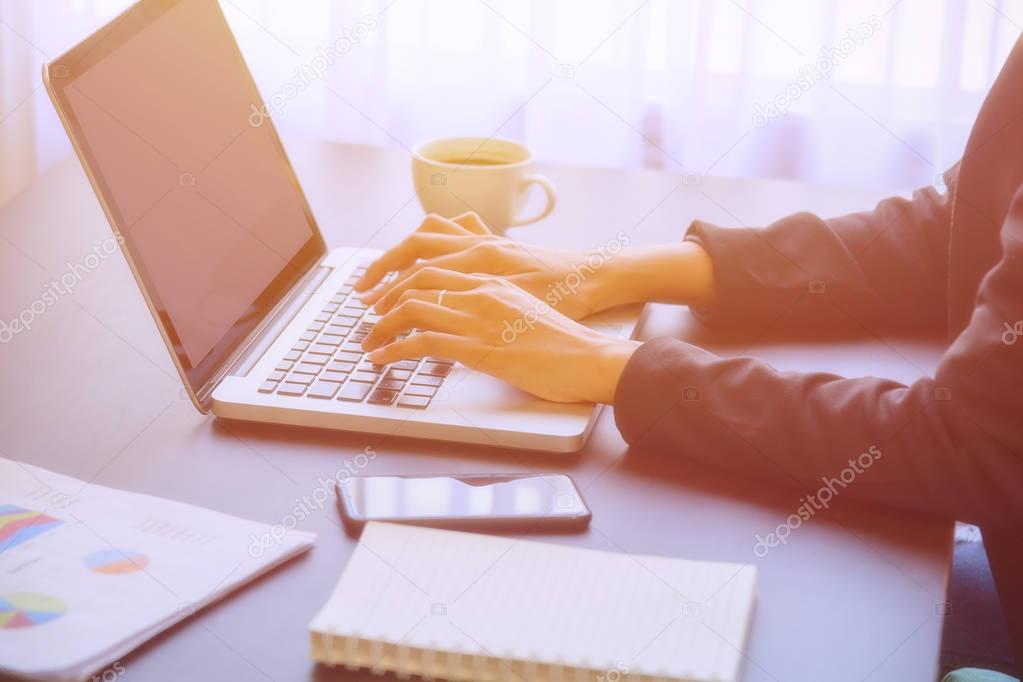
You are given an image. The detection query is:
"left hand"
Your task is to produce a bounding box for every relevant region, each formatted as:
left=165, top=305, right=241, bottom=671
left=360, top=269, right=639, bottom=404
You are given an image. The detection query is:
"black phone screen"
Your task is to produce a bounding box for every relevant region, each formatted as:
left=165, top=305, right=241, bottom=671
left=337, top=474, right=591, bottom=530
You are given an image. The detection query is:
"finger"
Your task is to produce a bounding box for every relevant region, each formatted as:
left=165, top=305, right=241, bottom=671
left=418, top=213, right=474, bottom=236
left=360, top=248, right=490, bottom=306
left=450, top=212, right=492, bottom=235
left=366, top=331, right=479, bottom=366
left=362, top=297, right=474, bottom=351
left=355, top=232, right=478, bottom=292
left=372, top=268, right=481, bottom=313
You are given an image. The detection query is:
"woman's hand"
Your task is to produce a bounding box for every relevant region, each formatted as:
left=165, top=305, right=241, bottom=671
left=355, top=212, right=630, bottom=320
left=355, top=212, right=717, bottom=317
left=360, top=269, right=640, bottom=404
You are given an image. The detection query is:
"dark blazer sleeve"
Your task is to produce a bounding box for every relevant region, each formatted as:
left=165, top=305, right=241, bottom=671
left=685, top=168, right=956, bottom=336
left=614, top=183, right=1023, bottom=529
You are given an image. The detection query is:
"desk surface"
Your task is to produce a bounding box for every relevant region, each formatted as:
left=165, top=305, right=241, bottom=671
left=0, top=139, right=951, bottom=682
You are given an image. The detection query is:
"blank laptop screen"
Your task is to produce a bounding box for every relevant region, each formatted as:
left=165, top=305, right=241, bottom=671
left=47, top=0, right=325, bottom=394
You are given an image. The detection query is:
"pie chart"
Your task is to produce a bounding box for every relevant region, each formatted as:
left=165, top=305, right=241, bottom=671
left=84, top=548, right=150, bottom=574
left=0, top=593, right=66, bottom=629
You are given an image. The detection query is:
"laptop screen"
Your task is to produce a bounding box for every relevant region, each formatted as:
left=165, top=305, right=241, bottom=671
left=46, top=0, right=326, bottom=397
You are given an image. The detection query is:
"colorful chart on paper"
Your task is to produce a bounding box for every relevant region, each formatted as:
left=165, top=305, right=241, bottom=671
left=0, top=593, right=67, bottom=629
left=0, top=505, right=64, bottom=555
left=83, top=549, right=150, bottom=574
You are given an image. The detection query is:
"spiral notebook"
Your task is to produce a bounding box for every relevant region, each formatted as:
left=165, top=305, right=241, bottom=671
left=309, top=522, right=757, bottom=682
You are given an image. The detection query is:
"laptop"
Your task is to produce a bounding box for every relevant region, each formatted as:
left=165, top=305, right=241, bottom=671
left=43, top=0, right=645, bottom=452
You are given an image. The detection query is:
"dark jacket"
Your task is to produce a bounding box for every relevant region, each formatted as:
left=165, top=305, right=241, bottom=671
left=615, top=38, right=1023, bottom=666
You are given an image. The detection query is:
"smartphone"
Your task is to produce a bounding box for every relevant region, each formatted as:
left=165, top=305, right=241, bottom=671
left=335, top=473, right=592, bottom=535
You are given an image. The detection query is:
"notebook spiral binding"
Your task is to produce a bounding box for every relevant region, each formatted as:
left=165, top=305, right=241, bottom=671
left=313, top=630, right=681, bottom=682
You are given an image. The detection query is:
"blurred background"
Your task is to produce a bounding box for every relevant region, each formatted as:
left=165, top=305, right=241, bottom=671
left=1, top=0, right=1020, bottom=206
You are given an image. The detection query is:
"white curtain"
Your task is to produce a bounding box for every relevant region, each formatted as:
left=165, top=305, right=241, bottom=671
left=2, top=0, right=1020, bottom=204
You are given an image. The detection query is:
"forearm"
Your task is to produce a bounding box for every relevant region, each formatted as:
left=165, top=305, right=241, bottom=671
left=613, top=337, right=1023, bottom=526
left=593, top=242, right=716, bottom=309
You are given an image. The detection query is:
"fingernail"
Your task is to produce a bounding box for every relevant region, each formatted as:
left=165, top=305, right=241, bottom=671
left=367, top=350, right=384, bottom=363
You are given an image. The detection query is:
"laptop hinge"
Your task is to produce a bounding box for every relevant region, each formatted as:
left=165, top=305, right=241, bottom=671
left=195, top=259, right=332, bottom=411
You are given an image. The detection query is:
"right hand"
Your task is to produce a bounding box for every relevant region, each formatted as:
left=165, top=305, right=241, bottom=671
left=356, top=212, right=628, bottom=320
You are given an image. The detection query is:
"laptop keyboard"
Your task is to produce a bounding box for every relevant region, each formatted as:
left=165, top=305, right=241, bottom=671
left=256, top=260, right=452, bottom=409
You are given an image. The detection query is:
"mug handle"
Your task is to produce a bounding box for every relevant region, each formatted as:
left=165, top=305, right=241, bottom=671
left=508, top=174, right=557, bottom=227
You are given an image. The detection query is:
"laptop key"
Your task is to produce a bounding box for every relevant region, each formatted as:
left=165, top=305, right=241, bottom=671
left=368, top=389, right=399, bottom=406
left=378, top=379, right=405, bottom=391
left=318, top=334, right=344, bottom=346
left=419, top=362, right=452, bottom=377
left=328, top=360, right=356, bottom=373
left=283, top=350, right=301, bottom=362
left=385, top=369, right=412, bottom=382
left=307, top=321, right=325, bottom=332
left=397, top=394, right=430, bottom=409
left=309, top=344, right=336, bottom=355
left=322, top=303, right=340, bottom=314
left=277, top=382, right=307, bottom=396
left=335, top=351, right=362, bottom=363
left=320, top=370, right=348, bottom=383
left=300, top=331, right=316, bottom=342
left=268, top=370, right=286, bottom=382
left=275, top=360, right=294, bottom=372
left=341, top=343, right=365, bottom=354
left=350, top=371, right=379, bottom=383
left=258, top=381, right=278, bottom=394
left=392, top=360, right=419, bottom=371
left=292, top=341, right=310, bottom=352
left=307, top=381, right=340, bottom=399
left=314, top=312, right=331, bottom=323
left=287, top=372, right=316, bottom=385
left=325, top=326, right=352, bottom=338
left=403, top=384, right=437, bottom=397
left=292, top=363, right=321, bottom=375
left=302, top=353, right=331, bottom=366
left=410, top=374, right=443, bottom=387
left=357, top=362, right=386, bottom=374
left=337, top=382, right=372, bottom=402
